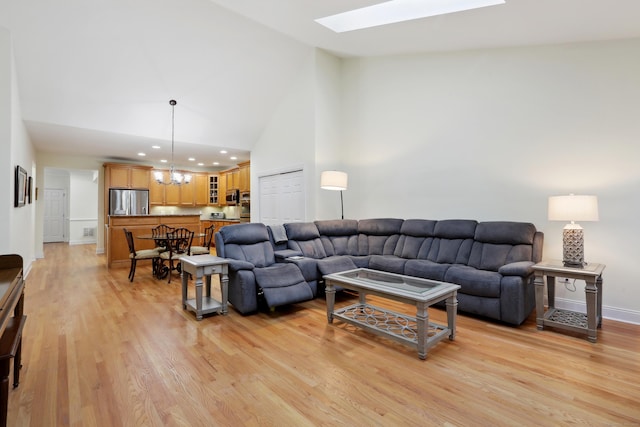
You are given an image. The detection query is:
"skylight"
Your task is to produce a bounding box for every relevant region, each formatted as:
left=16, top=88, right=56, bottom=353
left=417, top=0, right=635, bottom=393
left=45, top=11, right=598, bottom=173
left=315, top=0, right=505, bottom=33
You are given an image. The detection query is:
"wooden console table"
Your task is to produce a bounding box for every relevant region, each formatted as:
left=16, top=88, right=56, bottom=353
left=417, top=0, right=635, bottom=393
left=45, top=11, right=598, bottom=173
left=0, top=255, right=26, bottom=427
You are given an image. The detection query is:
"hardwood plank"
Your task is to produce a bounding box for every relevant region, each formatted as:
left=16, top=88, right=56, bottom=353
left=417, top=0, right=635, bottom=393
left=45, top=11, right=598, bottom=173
left=8, top=243, right=640, bottom=426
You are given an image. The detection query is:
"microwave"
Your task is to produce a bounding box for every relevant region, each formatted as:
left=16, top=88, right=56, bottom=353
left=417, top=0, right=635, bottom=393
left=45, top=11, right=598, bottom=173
left=226, top=189, right=239, bottom=205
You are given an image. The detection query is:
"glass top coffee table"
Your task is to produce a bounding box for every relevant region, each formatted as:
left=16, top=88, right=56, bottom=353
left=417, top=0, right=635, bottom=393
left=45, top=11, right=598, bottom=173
left=323, top=268, right=460, bottom=360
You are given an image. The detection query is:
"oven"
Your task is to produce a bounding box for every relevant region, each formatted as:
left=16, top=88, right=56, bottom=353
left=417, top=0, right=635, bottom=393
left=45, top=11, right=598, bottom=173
left=240, top=192, right=250, bottom=222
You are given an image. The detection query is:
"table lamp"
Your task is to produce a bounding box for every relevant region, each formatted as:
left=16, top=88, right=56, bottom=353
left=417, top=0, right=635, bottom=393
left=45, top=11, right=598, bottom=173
left=548, top=194, right=599, bottom=267
left=321, top=171, right=348, bottom=219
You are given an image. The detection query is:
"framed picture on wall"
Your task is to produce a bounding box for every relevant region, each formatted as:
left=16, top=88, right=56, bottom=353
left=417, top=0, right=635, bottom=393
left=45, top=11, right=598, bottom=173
left=27, top=176, right=33, bottom=204
left=15, top=165, right=27, bottom=207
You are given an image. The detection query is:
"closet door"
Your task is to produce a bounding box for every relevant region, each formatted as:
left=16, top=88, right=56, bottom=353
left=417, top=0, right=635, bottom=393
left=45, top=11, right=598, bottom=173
left=258, top=169, right=305, bottom=226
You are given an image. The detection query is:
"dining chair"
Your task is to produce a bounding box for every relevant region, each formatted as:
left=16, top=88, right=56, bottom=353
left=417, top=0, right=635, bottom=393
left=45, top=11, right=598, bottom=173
left=151, top=224, right=175, bottom=253
left=159, top=228, right=194, bottom=283
left=190, top=224, right=215, bottom=255
left=124, top=228, right=161, bottom=282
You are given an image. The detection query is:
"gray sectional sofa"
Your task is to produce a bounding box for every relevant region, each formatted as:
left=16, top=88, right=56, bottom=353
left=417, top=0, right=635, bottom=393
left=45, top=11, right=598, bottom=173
left=215, top=218, right=543, bottom=325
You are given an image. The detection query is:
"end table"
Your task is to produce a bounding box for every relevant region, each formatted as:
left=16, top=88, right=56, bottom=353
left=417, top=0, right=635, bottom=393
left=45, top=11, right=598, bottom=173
left=532, top=260, right=605, bottom=343
left=180, top=255, right=229, bottom=320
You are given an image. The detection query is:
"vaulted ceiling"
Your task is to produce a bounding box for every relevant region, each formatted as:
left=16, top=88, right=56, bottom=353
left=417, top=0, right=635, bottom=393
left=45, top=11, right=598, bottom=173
left=2, top=0, right=639, bottom=170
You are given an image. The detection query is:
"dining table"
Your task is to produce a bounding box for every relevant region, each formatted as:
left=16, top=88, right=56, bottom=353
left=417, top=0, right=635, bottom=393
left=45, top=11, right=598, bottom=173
left=136, top=232, right=205, bottom=279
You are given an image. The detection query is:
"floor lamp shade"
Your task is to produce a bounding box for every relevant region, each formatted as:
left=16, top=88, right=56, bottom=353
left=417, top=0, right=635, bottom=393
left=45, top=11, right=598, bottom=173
left=320, top=171, right=348, bottom=191
left=321, top=171, right=348, bottom=219
left=548, top=195, right=599, bottom=267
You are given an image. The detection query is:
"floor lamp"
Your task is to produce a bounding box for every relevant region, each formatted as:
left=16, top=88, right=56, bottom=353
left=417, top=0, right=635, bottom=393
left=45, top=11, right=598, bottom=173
left=321, top=171, right=348, bottom=219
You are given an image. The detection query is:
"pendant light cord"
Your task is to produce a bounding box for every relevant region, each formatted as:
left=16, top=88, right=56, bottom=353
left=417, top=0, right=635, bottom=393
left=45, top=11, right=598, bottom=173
left=170, top=99, right=176, bottom=167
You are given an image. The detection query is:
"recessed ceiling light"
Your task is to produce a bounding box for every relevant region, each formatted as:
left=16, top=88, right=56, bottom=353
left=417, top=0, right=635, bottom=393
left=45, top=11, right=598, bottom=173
left=160, top=159, right=168, bottom=163
left=315, top=0, right=505, bottom=33
left=151, top=145, right=161, bottom=149
left=230, top=156, right=237, bottom=160
left=188, top=157, right=195, bottom=161
left=213, top=162, right=219, bottom=165
left=220, top=150, right=227, bottom=154
left=138, top=152, right=146, bottom=156
left=197, top=162, right=204, bottom=166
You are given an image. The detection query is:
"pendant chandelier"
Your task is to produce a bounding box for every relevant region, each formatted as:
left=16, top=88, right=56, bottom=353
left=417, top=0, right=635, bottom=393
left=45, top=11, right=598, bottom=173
left=154, top=99, right=192, bottom=185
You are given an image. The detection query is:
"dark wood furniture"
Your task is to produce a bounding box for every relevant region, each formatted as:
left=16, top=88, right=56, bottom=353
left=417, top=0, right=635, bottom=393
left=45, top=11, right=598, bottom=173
left=0, top=254, right=26, bottom=427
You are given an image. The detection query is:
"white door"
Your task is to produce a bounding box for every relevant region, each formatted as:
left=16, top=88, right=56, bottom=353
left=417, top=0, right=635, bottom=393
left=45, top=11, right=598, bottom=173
left=44, top=188, right=65, bottom=242
left=258, top=170, right=305, bottom=226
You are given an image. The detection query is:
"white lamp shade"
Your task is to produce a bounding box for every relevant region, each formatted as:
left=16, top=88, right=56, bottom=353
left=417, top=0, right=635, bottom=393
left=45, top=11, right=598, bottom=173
left=548, top=195, right=599, bottom=222
left=320, top=171, right=348, bottom=191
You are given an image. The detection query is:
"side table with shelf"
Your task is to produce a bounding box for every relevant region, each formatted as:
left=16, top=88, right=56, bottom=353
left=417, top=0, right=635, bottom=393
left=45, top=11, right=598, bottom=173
left=532, top=260, right=605, bottom=343
left=180, top=255, right=229, bottom=320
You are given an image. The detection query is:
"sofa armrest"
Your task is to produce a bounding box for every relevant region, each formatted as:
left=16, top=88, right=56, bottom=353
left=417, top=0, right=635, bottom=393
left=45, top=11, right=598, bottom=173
left=228, top=259, right=255, bottom=272
left=274, top=249, right=303, bottom=262
left=498, top=261, right=534, bottom=277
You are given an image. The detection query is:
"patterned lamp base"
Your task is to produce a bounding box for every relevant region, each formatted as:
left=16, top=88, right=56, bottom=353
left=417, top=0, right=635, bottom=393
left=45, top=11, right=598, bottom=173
left=563, top=226, right=585, bottom=267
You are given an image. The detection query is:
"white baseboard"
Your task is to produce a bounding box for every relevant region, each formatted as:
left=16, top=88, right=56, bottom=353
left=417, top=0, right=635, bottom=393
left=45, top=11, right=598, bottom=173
left=69, top=239, right=97, bottom=246
left=555, top=297, right=640, bottom=325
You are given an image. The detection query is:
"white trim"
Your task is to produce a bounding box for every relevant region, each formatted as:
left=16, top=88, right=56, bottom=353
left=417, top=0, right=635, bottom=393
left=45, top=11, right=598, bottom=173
left=556, top=297, right=640, bottom=325
left=256, top=164, right=304, bottom=179
left=69, top=239, right=97, bottom=245
left=68, top=217, right=98, bottom=222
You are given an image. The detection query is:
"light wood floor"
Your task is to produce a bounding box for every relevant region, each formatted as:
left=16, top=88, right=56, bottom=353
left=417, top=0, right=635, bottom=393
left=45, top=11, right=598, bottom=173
left=8, top=243, right=640, bottom=426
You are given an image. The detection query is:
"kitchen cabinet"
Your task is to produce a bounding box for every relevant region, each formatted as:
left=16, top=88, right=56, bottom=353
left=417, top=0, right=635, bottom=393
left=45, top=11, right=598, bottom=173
left=201, top=220, right=240, bottom=246
left=226, top=168, right=239, bottom=190
left=208, top=174, right=219, bottom=205
left=105, top=163, right=151, bottom=189
left=194, top=173, right=209, bottom=206
left=180, top=178, right=195, bottom=206
left=238, top=161, right=250, bottom=192
left=149, top=170, right=181, bottom=205
left=150, top=170, right=207, bottom=206
left=107, top=215, right=201, bottom=268
left=218, top=171, right=227, bottom=206
left=149, top=170, right=165, bottom=205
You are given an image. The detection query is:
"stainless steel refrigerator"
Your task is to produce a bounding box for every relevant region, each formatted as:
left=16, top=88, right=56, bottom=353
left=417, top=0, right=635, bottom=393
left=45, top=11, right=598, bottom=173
left=109, top=189, right=149, bottom=215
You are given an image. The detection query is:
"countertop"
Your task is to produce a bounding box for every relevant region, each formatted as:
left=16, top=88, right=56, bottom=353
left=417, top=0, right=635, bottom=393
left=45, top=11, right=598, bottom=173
left=109, top=214, right=201, bottom=218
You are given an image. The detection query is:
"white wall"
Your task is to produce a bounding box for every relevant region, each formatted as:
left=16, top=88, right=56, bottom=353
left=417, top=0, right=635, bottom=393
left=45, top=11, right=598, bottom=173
left=68, top=170, right=98, bottom=245
left=339, top=39, right=640, bottom=323
left=1, top=26, right=36, bottom=270
left=35, top=153, right=105, bottom=257
left=251, top=49, right=345, bottom=223
left=43, top=168, right=99, bottom=245
left=250, top=49, right=316, bottom=223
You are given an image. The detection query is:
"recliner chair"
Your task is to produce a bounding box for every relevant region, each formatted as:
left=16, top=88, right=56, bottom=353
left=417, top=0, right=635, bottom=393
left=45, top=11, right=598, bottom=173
left=215, top=223, right=314, bottom=314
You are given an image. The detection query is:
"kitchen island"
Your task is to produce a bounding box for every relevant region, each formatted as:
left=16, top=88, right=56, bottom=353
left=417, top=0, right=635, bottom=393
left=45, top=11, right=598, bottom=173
left=106, top=215, right=201, bottom=268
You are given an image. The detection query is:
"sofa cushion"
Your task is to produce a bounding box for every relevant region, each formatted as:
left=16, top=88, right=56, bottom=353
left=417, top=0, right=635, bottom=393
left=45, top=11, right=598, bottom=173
left=474, top=221, right=537, bottom=245
left=403, top=259, right=451, bottom=282
left=317, top=256, right=357, bottom=276
left=433, top=219, right=478, bottom=239
left=253, top=263, right=313, bottom=308
left=393, top=219, right=437, bottom=259
left=315, top=220, right=359, bottom=256
left=218, top=223, right=276, bottom=268
left=423, top=220, right=477, bottom=264
left=468, top=222, right=537, bottom=271
left=285, top=222, right=327, bottom=259
left=357, top=218, right=403, bottom=256
left=444, top=265, right=502, bottom=298
left=369, top=255, right=406, bottom=275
